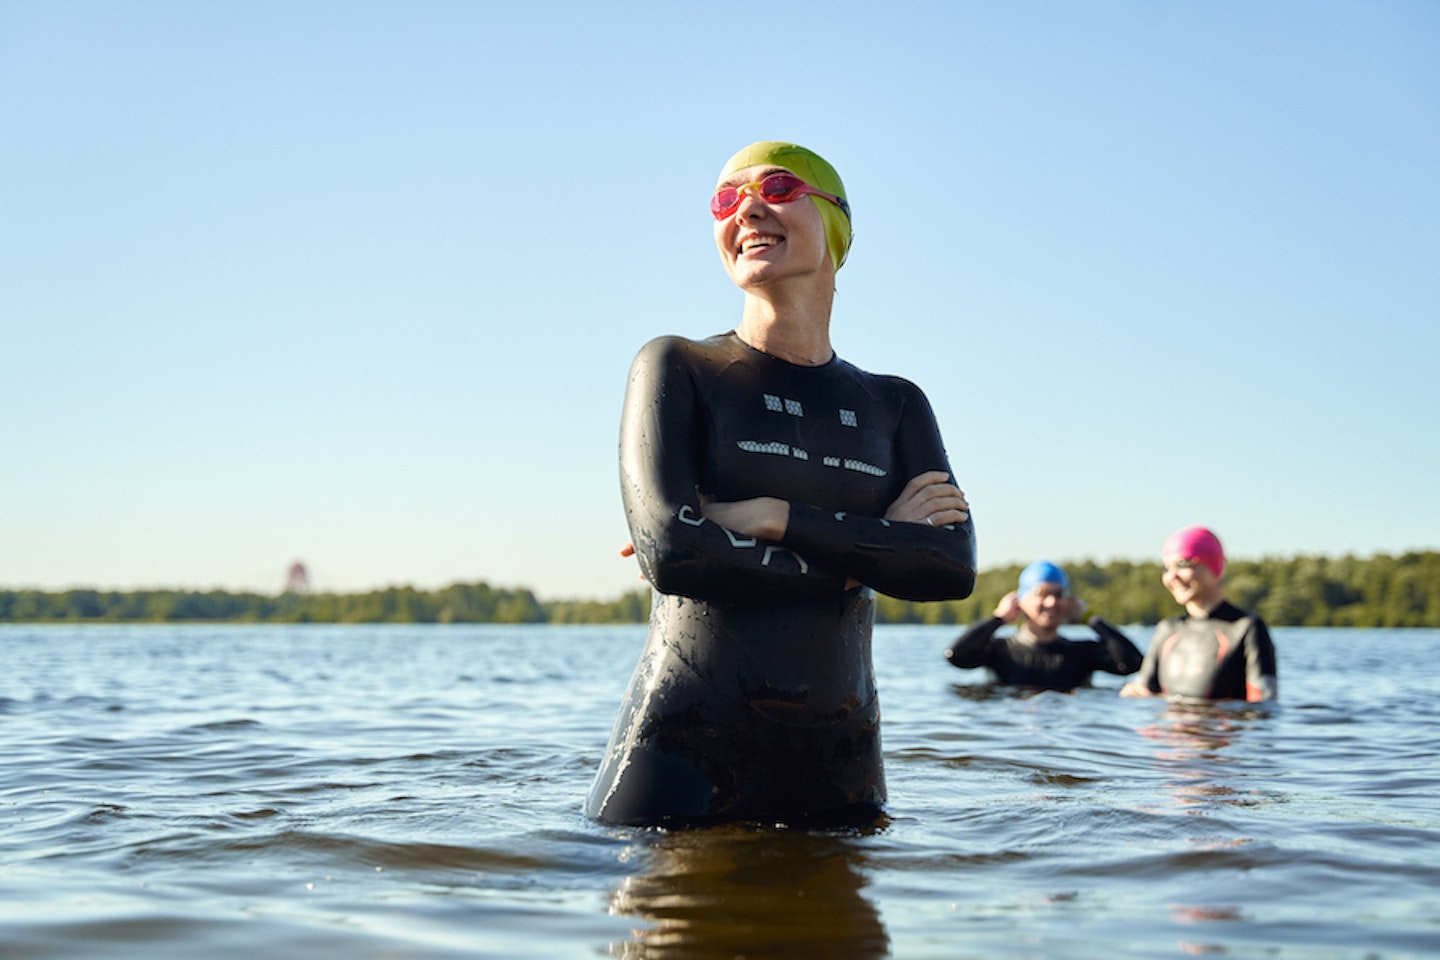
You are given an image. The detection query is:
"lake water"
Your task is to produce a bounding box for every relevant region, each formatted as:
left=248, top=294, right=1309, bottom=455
left=2, top=623, right=1437, bottom=958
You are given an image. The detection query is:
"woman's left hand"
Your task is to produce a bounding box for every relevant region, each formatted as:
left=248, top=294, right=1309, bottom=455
left=883, top=471, right=970, bottom=528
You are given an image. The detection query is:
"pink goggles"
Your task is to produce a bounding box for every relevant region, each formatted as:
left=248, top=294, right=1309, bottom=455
left=711, top=172, right=850, bottom=221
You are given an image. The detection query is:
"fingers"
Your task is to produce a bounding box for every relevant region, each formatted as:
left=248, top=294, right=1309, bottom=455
left=619, top=542, right=636, bottom=558
left=895, top=470, right=952, bottom=500
left=885, top=472, right=971, bottom=526
left=908, top=475, right=967, bottom=511
left=922, top=493, right=970, bottom=526
left=923, top=509, right=969, bottom=528
left=912, top=487, right=970, bottom=527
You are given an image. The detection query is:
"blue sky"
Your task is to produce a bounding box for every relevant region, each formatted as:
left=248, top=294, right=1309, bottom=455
left=3, top=1, right=1437, bottom=600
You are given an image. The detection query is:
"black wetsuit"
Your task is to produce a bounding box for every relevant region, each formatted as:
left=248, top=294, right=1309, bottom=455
left=1128, top=600, right=1278, bottom=702
left=943, top=617, right=1142, bottom=691
left=587, top=332, right=977, bottom=827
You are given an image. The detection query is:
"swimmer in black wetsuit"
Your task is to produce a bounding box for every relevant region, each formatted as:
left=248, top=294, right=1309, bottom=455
left=586, top=141, right=977, bottom=828
left=1120, top=526, right=1278, bottom=703
left=944, top=560, right=1142, bottom=691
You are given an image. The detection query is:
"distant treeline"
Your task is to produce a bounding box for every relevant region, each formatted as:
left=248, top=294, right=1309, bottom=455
left=2, top=552, right=1437, bottom=628
left=876, top=551, right=1440, bottom=628
left=0, top=581, right=648, bottom=626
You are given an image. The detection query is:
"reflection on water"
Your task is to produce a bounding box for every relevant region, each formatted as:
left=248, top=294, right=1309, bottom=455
left=1137, top=702, right=1274, bottom=812
left=1137, top=704, right=1272, bottom=955
left=608, top=825, right=889, bottom=959
left=947, top=681, right=1052, bottom=702
left=4, top=625, right=1440, bottom=958
left=1172, top=902, right=1246, bottom=956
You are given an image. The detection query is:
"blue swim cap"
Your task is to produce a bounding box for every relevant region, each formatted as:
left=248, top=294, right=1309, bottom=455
left=1018, top=560, right=1069, bottom=597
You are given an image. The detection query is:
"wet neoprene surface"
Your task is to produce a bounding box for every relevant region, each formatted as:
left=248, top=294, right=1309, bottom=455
left=1131, top=600, right=1279, bottom=701
left=587, top=332, right=976, bottom=826
left=944, top=616, right=1144, bottom=691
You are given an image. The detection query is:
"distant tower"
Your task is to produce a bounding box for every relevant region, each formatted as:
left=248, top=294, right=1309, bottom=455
left=285, top=560, right=311, bottom=594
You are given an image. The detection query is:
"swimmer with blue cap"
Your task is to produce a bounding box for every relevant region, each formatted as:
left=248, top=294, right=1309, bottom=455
left=944, top=560, right=1143, bottom=692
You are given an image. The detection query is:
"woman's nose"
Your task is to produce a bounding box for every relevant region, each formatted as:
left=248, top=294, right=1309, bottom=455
left=734, top=188, right=767, bottom=220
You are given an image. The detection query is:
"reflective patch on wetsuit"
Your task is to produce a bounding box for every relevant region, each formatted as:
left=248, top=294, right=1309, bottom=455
left=843, top=459, right=887, bottom=477
left=762, top=546, right=809, bottom=572
left=721, top=527, right=758, bottom=548
left=738, top=440, right=812, bottom=461
left=820, top=456, right=885, bottom=475
left=762, top=393, right=804, bottom=417
left=839, top=408, right=858, bottom=427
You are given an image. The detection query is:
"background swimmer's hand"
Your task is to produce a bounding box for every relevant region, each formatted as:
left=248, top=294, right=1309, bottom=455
left=883, top=471, right=970, bottom=527
left=1118, top=682, right=1155, bottom=699
left=994, top=591, right=1021, bottom=623
left=699, top=496, right=790, bottom=541
left=1065, top=595, right=1088, bottom=622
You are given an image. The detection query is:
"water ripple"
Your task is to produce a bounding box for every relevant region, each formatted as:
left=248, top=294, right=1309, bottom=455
left=1, top=624, right=1437, bottom=958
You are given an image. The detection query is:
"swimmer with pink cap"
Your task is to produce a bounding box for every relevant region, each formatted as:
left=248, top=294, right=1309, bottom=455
left=1120, top=526, right=1278, bottom=702
left=1162, top=525, right=1226, bottom=577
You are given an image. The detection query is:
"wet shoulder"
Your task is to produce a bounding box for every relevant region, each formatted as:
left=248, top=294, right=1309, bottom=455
left=1205, top=601, right=1256, bottom=625
left=837, top=362, right=930, bottom=408
left=630, top=333, right=745, bottom=385
left=633, top=332, right=751, bottom=370
left=1154, top=615, right=1186, bottom=635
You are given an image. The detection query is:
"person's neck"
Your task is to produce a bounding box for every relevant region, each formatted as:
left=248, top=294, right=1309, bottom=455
left=1185, top=595, right=1226, bottom=619
left=734, top=278, right=835, bottom=367
left=1019, top=622, right=1059, bottom=645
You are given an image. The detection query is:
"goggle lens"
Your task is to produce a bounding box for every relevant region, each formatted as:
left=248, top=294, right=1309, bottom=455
left=710, top=173, right=847, bottom=220
left=758, top=173, right=808, bottom=203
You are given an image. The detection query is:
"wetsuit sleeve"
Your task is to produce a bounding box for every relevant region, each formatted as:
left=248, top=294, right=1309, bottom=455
left=1243, top=617, right=1279, bottom=701
left=619, top=337, right=849, bottom=602
left=1087, top=617, right=1144, bottom=676
left=1128, top=625, right=1166, bottom=694
left=779, top=379, right=977, bottom=602
left=944, top=617, right=1003, bottom=669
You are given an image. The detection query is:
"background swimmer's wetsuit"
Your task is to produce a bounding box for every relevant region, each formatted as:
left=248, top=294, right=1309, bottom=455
left=1129, top=600, right=1278, bottom=702
left=943, top=617, right=1142, bottom=691
left=587, top=332, right=977, bottom=827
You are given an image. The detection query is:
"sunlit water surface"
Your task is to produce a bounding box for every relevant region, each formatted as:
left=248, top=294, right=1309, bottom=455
left=2, top=624, right=1436, bottom=958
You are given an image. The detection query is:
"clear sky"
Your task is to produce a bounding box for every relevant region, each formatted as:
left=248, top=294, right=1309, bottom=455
left=3, top=1, right=1437, bottom=600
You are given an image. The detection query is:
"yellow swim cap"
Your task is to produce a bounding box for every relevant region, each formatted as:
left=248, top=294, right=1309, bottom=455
left=718, top=141, right=853, bottom=271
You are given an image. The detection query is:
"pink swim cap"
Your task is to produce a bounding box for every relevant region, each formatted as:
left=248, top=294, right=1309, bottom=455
left=1162, top=525, right=1225, bottom=577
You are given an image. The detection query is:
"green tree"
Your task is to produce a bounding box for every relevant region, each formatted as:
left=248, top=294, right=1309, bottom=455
left=3, top=552, right=1437, bottom=627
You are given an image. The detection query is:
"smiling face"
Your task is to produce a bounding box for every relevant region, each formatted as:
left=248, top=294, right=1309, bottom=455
left=1162, top=558, right=1224, bottom=612
left=713, top=164, right=833, bottom=291
left=1018, top=584, right=1067, bottom=640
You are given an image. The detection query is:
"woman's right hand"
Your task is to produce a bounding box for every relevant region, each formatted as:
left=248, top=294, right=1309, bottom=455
left=883, top=471, right=970, bottom=528
left=699, top=496, right=790, bottom=541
